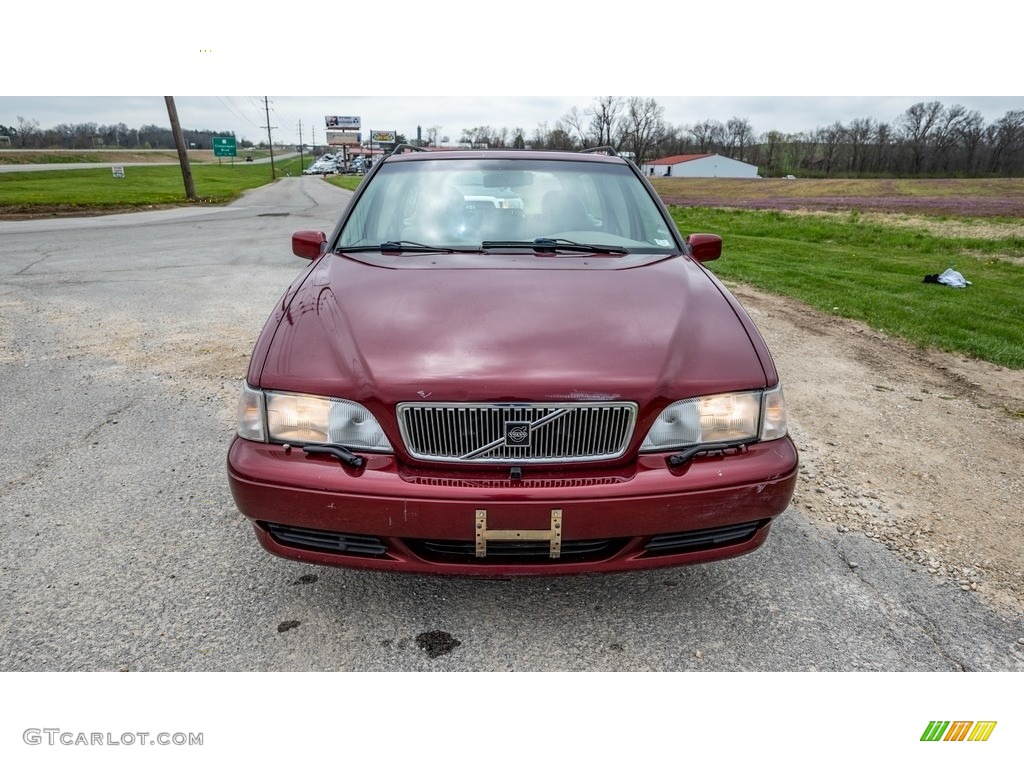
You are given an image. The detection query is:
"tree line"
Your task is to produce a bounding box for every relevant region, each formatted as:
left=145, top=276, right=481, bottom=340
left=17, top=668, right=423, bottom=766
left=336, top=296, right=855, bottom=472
left=452, top=97, right=1024, bottom=177
left=0, top=118, right=253, bottom=152
left=4, top=98, right=1023, bottom=176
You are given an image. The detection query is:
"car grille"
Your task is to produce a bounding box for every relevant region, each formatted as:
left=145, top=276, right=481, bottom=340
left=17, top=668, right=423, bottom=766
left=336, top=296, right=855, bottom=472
left=396, top=401, right=638, bottom=464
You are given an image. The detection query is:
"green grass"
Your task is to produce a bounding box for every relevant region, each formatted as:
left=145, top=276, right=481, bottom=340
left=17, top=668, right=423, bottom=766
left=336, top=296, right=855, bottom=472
left=671, top=207, right=1024, bottom=369
left=325, top=175, right=364, bottom=192
left=0, top=156, right=307, bottom=209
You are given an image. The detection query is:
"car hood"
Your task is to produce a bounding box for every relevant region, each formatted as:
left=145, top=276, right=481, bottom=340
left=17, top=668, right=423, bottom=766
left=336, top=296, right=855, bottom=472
left=254, top=252, right=770, bottom=411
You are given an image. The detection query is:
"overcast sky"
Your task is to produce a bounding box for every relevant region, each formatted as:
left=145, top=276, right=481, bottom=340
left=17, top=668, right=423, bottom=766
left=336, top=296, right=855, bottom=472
left=3, top=1, right=1019, bottom=146
left=2, top=95, right=1021, bottom=148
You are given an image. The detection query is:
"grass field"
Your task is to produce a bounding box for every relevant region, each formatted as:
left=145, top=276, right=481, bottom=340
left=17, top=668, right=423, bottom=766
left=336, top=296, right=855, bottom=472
left=2, top=163, right=1021, bottom=369
left=0, top=148, right=275, bottom=165
left=672, top=206, right=1024, bottom=368
left=0, top=155, right=307, bottom=213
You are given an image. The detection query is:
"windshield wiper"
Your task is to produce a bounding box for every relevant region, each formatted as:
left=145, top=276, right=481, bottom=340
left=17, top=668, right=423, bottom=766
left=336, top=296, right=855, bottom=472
left=339, top=241, right=479, bottom=254
left=380, top=240, right=479, bottom=254
left=302, top=444, right=365, bottom=469
left=481, top=238, right=629, bottom=255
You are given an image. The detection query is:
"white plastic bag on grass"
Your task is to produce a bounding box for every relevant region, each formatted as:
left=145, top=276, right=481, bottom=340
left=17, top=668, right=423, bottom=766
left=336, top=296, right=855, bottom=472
left=937, top=268, right=971, bottom=288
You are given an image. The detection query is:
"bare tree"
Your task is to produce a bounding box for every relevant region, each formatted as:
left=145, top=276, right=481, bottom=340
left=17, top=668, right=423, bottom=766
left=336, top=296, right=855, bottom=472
left=761, top=130, right=785, bottom=175
left=846, top=117, right=874, bottom=174
left=460, top=126, right=497, bottom=147
left=725, top=116, right=754, bottom=161
left=872, top=122, right=895, bottom=173
left=688, top=119, right=724, bottom=154
left=586, top=96, right=624, bottom=147
left=531, top=122, right=551, bottom=149
left=619, top=97, right=667, bottom=163
left=547, top=122, right=577, bottom=151
left=957, top=110, right=987, bottom=175
left=987, top=110, right=1024, bottom=174
left=930, top=104, right=971, bottom=173
left=561, top=106, right=589, bottom=146
left=15, top=116, right=39, bottom=148
left=818, top=121, right=847, bottom=175
left=897, top=101, right=945, bottom=173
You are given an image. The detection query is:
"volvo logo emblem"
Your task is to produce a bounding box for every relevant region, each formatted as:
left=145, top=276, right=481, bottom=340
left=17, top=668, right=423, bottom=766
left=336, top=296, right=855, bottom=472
left=504, top=421, right=531, bottom=447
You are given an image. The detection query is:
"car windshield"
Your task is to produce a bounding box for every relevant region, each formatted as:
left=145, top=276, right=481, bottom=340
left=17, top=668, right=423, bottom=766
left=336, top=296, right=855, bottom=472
left=335, top=157, right=680, bottom=253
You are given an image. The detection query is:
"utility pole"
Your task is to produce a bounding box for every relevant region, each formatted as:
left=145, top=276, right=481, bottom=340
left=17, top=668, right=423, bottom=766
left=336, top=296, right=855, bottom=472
left=298, top=120, right=304, bottom=171
left=164, top=96, right=197, bottom=201
left=263, top=96, right=277, bottom=180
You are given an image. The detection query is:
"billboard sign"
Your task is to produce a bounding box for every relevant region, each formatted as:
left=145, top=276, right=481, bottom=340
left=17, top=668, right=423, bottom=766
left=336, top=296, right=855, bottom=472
left=327, top=131, right=361, bottom=146
left=370, top=130, right=396, bottom=143
left=326, top=115, right=360, bottom=129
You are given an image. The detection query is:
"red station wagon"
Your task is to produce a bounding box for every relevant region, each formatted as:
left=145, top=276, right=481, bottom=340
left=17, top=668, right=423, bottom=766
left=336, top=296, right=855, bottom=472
left=227, top=147, right=798, bottom=576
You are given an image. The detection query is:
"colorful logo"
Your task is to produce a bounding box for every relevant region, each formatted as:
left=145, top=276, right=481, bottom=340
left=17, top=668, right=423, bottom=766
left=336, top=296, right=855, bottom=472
left=921, top=721, right=997, bottom=742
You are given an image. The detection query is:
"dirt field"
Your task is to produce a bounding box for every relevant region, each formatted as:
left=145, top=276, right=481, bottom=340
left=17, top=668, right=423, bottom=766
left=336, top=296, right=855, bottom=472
left=652, top=177, right=1024, bottom=217
left=738, top=287, right=1024, bottom=619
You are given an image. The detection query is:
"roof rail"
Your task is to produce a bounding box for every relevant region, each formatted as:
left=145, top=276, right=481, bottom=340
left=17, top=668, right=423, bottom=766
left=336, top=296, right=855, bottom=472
left=389, top=144, right=429, bottom=156
left=580, top=146, right=619, bottom=156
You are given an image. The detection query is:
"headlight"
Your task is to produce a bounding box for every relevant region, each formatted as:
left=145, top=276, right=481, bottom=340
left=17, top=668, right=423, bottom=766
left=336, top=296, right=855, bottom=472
left=236, top=384, right=393, bottom=453
left=640, top=385, right=788, bottom=452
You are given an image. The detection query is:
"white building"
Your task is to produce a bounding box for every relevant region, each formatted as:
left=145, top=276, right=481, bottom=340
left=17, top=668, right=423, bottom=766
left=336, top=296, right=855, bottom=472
left=640, top=153, right=758, bottom=178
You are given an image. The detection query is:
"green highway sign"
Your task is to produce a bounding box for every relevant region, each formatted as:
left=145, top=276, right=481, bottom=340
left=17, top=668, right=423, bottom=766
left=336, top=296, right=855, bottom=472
left=213, top=136, right=237, bottom=157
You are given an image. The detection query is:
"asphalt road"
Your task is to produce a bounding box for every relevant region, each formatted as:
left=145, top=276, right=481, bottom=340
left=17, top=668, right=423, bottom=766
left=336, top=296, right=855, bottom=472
left=2, top=176, right=1022, bottom=674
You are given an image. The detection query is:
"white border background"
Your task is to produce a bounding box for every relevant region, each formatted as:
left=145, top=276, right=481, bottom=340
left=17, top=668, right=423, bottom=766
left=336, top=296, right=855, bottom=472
left=2, top=2, right=1020, bottom=764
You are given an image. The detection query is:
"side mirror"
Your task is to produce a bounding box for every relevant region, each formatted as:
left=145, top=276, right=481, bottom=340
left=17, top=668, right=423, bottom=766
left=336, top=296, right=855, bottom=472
left=687, top=233, right=722, bottom=263
left=292, top=231, right=327, bottom=260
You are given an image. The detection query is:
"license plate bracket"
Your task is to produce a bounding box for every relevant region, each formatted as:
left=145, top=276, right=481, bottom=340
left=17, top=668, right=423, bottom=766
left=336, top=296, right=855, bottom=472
left=475, top=508, right=563, bottom=558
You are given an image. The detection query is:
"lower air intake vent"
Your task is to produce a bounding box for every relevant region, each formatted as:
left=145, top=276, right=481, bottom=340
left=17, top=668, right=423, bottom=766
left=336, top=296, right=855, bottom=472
left=263, top=523, right=387, bottom=557
left=644, top=520, right=765, bottom=554
left=407, top=537, right=626, bottom=564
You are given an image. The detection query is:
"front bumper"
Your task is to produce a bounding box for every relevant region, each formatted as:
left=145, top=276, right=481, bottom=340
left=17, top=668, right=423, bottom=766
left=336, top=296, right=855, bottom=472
left=227, top=436, right=799, bottom=576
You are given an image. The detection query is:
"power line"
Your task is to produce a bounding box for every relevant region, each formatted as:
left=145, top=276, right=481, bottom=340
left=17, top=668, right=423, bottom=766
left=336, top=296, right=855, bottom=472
left=216, top=96, right=261, bottom=130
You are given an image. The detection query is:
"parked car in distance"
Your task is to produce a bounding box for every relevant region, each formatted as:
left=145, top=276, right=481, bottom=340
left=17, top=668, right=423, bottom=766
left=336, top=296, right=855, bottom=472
left=228, top=146, right=798, bottom=576
left=303, top=159, right=338, bottom=175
